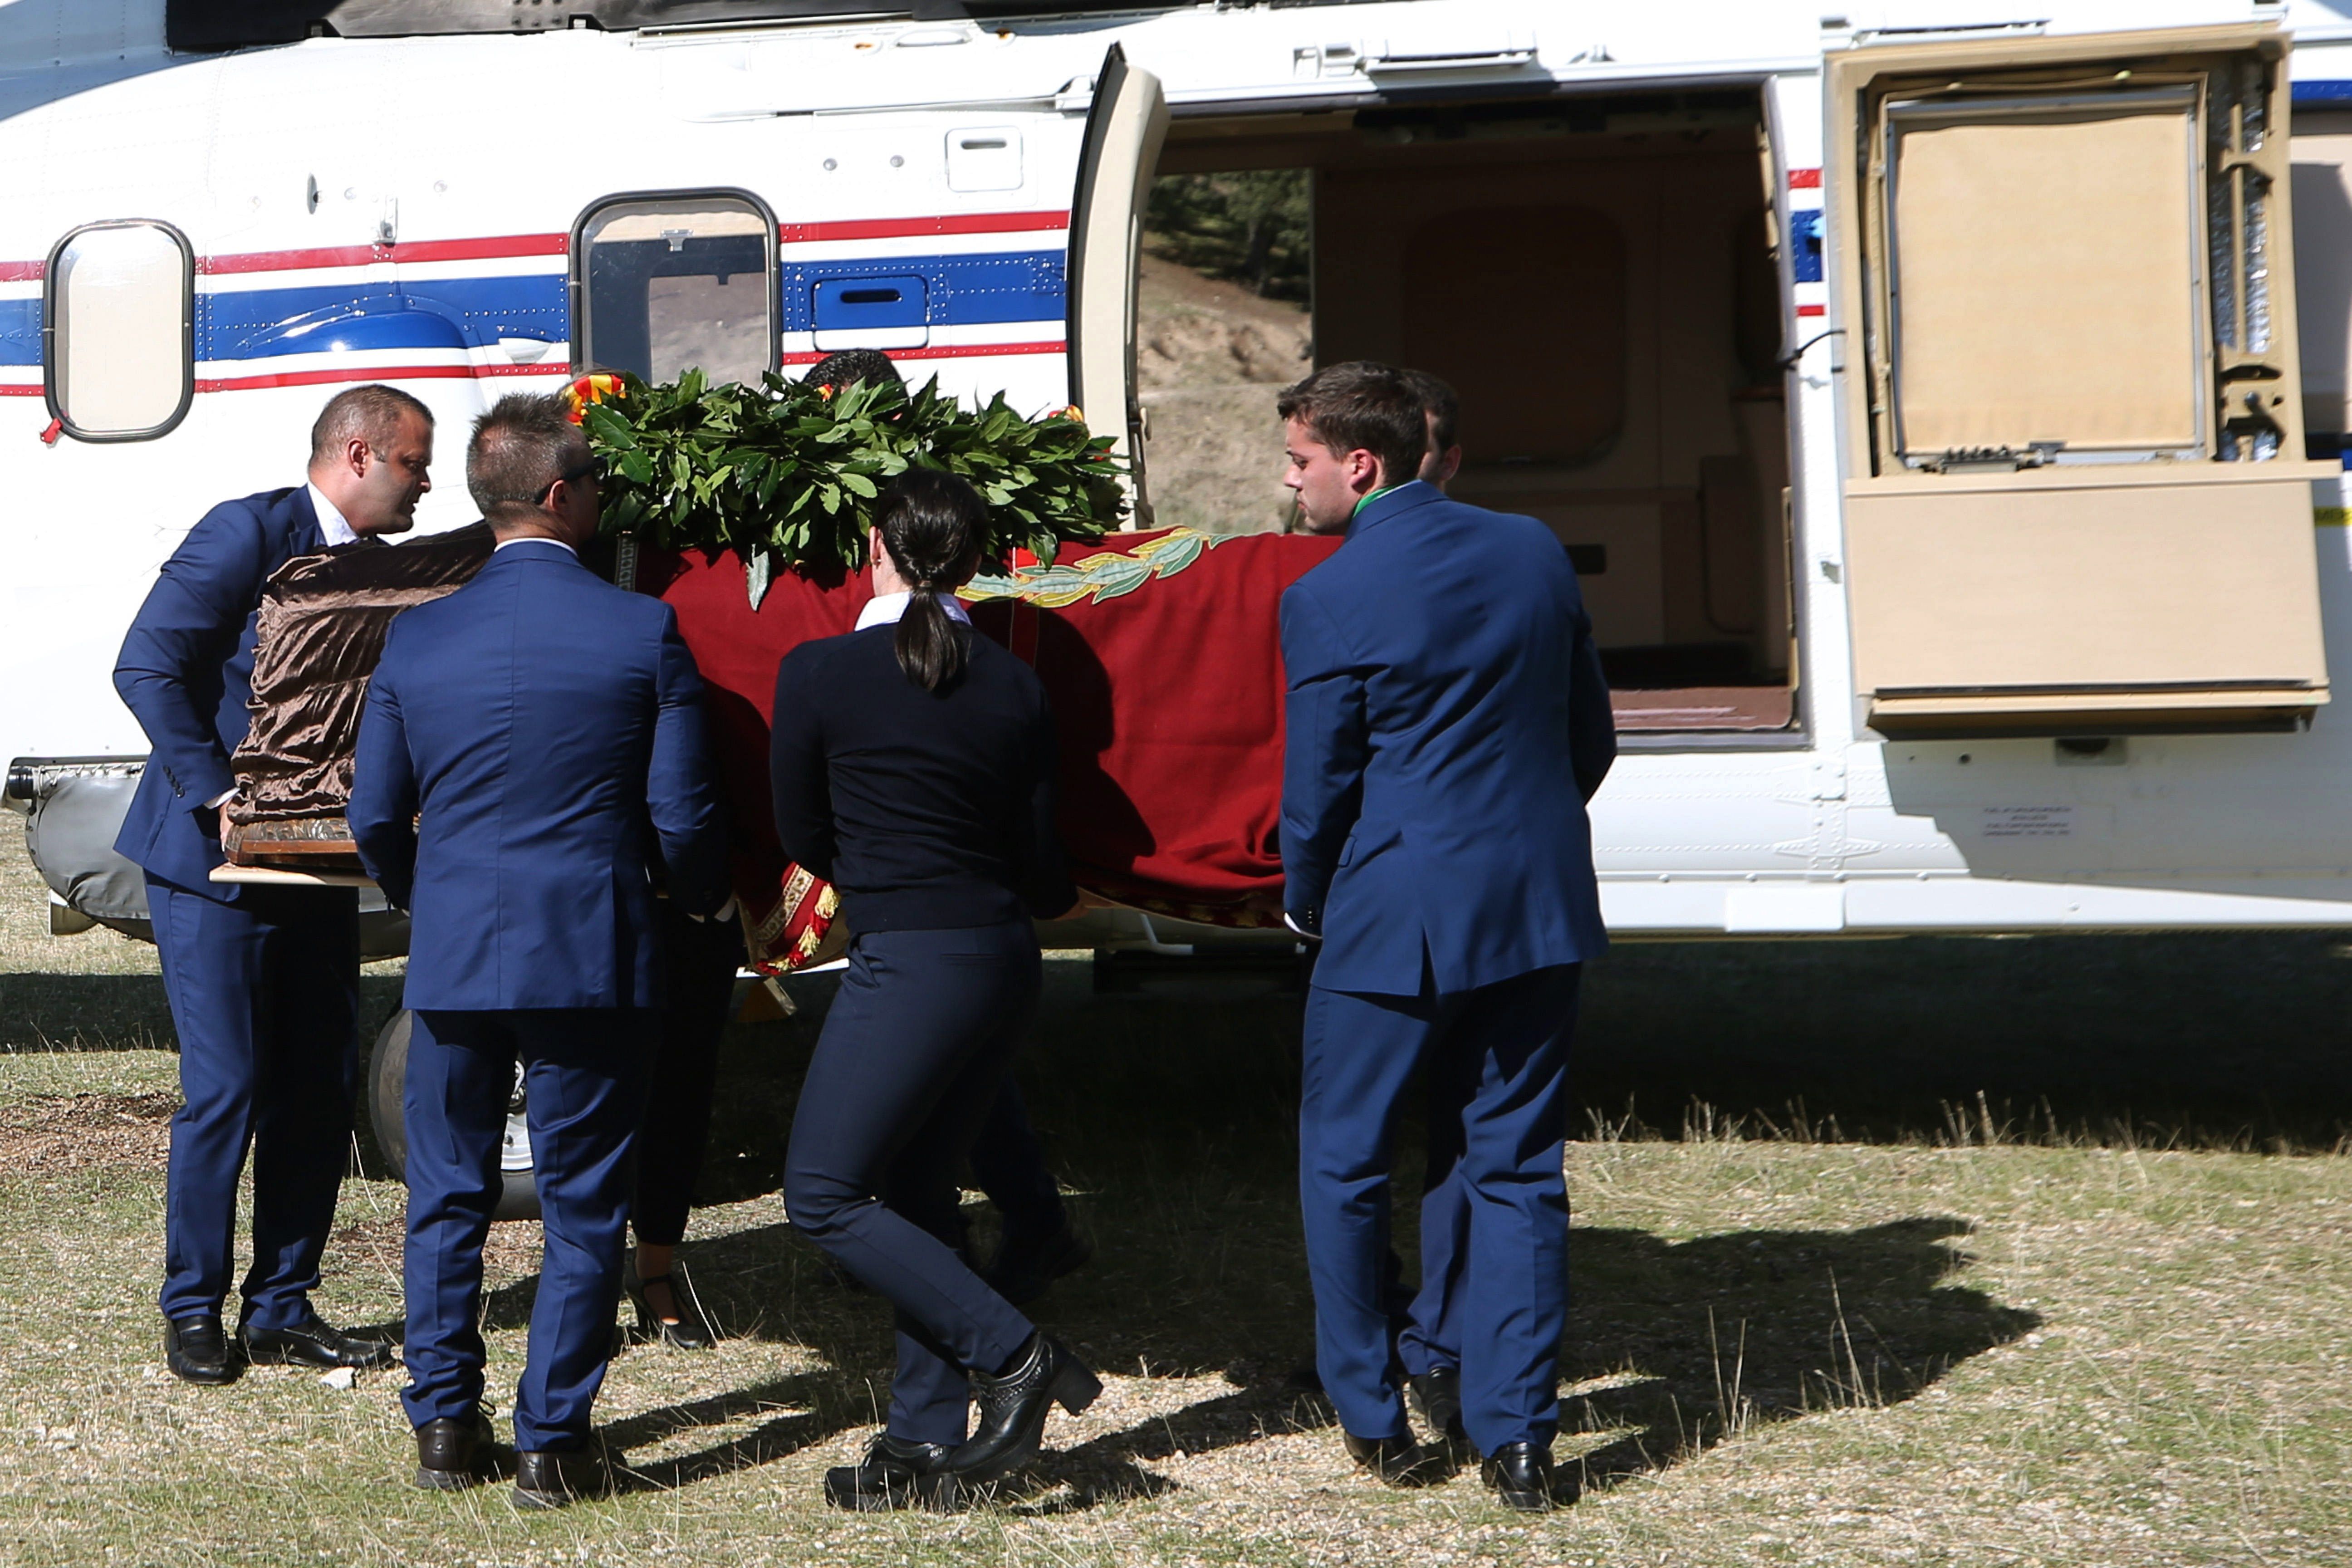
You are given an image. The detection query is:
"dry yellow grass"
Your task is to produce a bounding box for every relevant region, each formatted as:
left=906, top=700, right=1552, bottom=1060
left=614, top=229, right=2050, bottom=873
left=4, top=837, right=2349, bottom=1565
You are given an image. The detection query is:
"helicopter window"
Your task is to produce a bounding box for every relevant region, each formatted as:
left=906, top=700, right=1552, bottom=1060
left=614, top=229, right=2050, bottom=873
left=45, top=220, right=192, bottom=442
left=573, top=192, right=777, bottom=386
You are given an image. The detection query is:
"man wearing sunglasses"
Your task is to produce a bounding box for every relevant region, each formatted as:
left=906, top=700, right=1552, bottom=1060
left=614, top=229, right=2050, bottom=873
left=349, top=392, right=729, bottom=1507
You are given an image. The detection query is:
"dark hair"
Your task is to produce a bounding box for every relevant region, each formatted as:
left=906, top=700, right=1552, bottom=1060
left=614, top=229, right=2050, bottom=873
left=877, top=469, right=984, bottom=692
left=467, top=393, right=591, bottom=525
left=805, top=348, right=904, bottom=392
left=1275, top=361, right=1428, bottom=487
left=1399, top=367, right=1460, bottom=460
left=309, top=384, right=433, bottom=465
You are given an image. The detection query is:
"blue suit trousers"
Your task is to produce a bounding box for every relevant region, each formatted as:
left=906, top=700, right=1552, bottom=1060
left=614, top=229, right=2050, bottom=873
left=783, top=923, right=1040, bottom=1446
left=402, top=1007, right=650, bottom=1452
left=149, top=874, right=359, bottom=1330
left=1298, top=963, right=1580, bottom=1455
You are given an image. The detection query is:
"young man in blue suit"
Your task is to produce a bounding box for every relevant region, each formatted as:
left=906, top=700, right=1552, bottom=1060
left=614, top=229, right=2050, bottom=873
left=349, top=392, right=728, bottom=1507
left=114, top=384, right=435, bottom=1386
left=1277, top=362, right=1614, bottom=1509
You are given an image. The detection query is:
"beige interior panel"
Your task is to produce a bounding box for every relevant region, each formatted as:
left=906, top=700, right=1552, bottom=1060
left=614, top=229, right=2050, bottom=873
left=1398, top=204, right=1627, bottom=464
left=1891, top=103, right=2201, bottom=455
left=1847, top=468, right=2329, bottom=697
left=1455, top=493, right=1665, bottom=648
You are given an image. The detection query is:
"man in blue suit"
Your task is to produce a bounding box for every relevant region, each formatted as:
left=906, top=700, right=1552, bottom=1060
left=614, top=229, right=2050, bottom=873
left=114, top=384, right=435, bottom=1385
left=350, top=392, right=727, bottom=1507
left=1277, top=362, right=1614, bottom=1509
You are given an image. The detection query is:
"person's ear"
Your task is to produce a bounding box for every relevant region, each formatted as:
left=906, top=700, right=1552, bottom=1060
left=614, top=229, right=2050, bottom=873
left=345, top=436, right=372, bottom=477
left=1434, top=445, right=1463, bottom=487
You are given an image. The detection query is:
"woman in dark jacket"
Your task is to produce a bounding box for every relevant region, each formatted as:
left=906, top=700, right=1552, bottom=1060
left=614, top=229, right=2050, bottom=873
left=771, top=469, right=1097, bottom=1510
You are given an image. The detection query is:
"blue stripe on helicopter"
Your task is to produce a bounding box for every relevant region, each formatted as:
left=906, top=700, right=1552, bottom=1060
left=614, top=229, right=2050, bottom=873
left=0, top=248, right=1070, bottom=368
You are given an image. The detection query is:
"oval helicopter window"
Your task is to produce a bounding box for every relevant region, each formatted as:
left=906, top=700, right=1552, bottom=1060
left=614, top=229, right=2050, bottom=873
left=575, top=193, right=777, bottom=386
left=46, top=221, right=194, bottom=441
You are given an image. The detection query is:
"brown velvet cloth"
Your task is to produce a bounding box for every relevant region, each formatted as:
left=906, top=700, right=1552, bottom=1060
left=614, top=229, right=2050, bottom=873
left=229, top=523, right=495, bottom=825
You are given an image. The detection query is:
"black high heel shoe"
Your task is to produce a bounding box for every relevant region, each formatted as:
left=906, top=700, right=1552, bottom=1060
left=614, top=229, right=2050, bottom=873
left=943, top=1332, right=1101, bottom=1491
left=626, top=1255, right=715, bottom=1350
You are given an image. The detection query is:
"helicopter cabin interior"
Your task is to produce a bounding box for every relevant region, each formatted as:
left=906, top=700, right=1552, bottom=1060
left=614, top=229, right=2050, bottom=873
left=1139, top=89, right=1798, bottom=738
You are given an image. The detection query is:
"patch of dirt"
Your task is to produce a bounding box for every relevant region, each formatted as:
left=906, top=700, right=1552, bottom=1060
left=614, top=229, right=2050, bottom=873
left=0, top=1090, right=176, bottom=1171
left=1134, top=254, right=1311, bottom=536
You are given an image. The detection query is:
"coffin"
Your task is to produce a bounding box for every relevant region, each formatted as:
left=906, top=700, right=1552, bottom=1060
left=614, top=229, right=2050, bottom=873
left=228, top=522, right=1337, bottom=969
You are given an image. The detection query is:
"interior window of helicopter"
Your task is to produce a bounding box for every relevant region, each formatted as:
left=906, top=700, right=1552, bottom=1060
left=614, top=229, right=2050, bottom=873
left=574, top=192, right=778, bottom=386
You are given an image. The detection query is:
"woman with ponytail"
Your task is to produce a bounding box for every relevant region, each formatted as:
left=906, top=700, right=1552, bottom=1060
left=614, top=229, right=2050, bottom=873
left=768, top=468, right=1096, bottom=1511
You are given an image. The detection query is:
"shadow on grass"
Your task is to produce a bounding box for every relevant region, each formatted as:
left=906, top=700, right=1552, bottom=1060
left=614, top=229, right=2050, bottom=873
left=1554, top=1215, right=2037, bottom=1502
left=507, top=1203, right=2031, bottom=1508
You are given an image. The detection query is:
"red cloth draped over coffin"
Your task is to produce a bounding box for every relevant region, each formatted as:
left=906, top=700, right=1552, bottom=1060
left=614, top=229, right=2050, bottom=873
left=637, top=527, right=1342, bottom=970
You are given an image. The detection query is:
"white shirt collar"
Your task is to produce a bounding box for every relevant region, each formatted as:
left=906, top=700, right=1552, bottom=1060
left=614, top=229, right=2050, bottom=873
left=855, top=590, right=971, bottom=632
left=494, top=535, right=579, bottom=558
left=306, top=482, right=358, bottom=549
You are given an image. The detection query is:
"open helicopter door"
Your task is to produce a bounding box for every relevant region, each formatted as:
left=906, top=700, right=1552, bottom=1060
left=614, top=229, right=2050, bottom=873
left=1829, top=23, right=2331, bottom=736
left=1067, top=44, right=1169, bottom=529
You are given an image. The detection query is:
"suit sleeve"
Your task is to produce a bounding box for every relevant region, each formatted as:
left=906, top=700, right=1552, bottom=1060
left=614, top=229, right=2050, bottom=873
left=1015, top=693, right=1076, bottom=919
left=348, top=636, right=419, bottom=911
left=1279, top=582, right=1369, bottom=936
left=111, top=502, right=270, bottom=809
left=646, top=606, right=732, bottom=919
left=768, top=644, right=838, bottom=884
left=1563, top=576, right=1616, bottom=804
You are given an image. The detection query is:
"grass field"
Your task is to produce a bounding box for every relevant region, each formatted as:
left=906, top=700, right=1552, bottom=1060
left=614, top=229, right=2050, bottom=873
left=2, top=845, right=2349, bottom=1566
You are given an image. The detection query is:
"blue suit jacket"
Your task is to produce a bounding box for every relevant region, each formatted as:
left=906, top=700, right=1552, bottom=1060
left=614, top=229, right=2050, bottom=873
left=1280, top=481, right=1615, bottom=996
left=348, top=540, right=730, bottom=1011
left=113, top=486, right=326, bottom=896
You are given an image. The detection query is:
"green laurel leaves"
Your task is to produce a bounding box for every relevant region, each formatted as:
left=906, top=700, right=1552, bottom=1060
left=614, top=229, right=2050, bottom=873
left=583, top=370, right=1125, bottom=590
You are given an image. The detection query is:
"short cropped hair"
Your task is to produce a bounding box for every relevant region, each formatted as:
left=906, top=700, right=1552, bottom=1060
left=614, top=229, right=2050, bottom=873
left=309, top=384, right=433, bottom=465
left=1275, top=361, right=1428, bottom=486
left=1400, top=367, right=1459, bottom=456
left=467, top=393, right=589, bottom=522
left=805, top=348, right=904, bottom=392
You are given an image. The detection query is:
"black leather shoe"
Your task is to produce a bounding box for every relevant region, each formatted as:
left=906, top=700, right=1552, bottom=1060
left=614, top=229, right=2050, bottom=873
left=944, top=1332, right=1101, bottom=1490
left=823, top=1433, right=964, bottom=1511
left=413, top=1413, right=493, bottom=1492
left=627, top=1256, right=715, bottom=1351
left=163, top=1314, right=238, bottom=1386
left=1343, top=1429, right=1448, bottom=1487
left=1408, top=1367, right=1469, bottom=1452
left=1482, top=1441, right=1557, bottom=1511
left=981, top=1221, right=1094, bottom=1307
left=238, top=1307, right=395, bottom=1371
left=512, top=1447, right=610, bottom=1510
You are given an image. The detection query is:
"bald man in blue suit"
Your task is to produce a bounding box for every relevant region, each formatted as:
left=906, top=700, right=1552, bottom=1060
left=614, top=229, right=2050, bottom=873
left=1276, top=362, right=1613, bottom=1510
left=350, top=392, right=727, bottom=1506
left=114, top=384, right=435, bottom=1386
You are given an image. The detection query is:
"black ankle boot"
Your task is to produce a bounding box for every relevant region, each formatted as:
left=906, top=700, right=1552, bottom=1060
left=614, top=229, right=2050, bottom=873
left=1482, top=1441, right=1557, bottom=1510
left=824, top=1433, right=963, bottom=1511
left=943, top=1332, right=1101, bottom=1490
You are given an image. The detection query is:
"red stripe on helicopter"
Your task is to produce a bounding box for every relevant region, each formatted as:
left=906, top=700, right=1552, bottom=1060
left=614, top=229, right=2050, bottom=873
left=201, top=235, right=572, bottom=275
left=1796, top=304, right=1827, bottom=316
left=1788, top=168, right=1821, bottom=189
left=7, top=211, right=1075, bottom=282
left=778, top=211, right=1069, bottom=244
